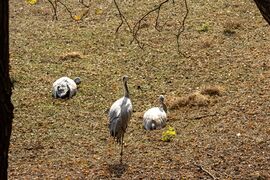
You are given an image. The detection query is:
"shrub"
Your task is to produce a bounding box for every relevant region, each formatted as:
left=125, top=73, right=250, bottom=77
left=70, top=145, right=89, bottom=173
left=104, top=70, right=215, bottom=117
left=161, top=126, right=176, bottom=142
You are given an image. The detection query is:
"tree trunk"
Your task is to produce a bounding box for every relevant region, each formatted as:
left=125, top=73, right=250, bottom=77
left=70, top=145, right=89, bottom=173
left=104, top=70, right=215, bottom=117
left=254, top=0, right=270, bottom=25
left=0, top=0, right=14, bottom=179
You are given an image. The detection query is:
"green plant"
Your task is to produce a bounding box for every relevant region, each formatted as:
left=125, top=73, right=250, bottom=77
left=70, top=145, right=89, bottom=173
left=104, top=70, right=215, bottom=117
left=161, top=126, right=176, bottom=142
left=197, top=22, right=209, bottom=32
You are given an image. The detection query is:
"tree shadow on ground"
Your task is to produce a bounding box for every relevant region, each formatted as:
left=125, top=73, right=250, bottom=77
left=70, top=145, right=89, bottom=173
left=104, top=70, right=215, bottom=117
left=108, top=162, right=128, bottom=178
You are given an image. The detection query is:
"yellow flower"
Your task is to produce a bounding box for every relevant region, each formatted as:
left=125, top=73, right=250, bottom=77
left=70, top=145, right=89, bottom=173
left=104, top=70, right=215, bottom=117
left=95, top=8, right=103, bottom=15
left=161, top=126, right=176, bottom=142
left=26, top=0, right=38, bottom=5
left=73, top=15, right=82, bottom=21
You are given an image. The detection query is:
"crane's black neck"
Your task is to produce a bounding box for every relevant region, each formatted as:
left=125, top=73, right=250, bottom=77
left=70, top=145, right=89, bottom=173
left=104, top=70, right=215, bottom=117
left=123, top=80, right=129, bottom=98
left=160, top=101, right=167, bottom=113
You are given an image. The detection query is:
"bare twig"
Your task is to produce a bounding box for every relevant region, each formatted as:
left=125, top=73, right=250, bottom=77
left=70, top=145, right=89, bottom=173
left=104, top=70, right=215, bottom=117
left=47, top=0, right=90, bottom=21
left=131, top=0, right=171, bottom=48
left=176, top=0, right=189, bottom=56
left=47, top=0, right=58, bottom=20
left=113, top=0, right=132, bottom=33
left=130, top=0, right=189, bottom=53
left=45, top=0, right=189, bottom=54
left=57, top=0, right=75, bottom=20
left=193, top=161, right=217, bottom=180
left=191, top=112, right=217, bottom=120
left=79, top=0, right=90, bottom=8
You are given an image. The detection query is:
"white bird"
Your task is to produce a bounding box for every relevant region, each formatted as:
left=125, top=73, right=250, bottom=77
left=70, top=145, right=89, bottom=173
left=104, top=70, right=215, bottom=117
left=52, top=76, right=81, bottom=99
left=143, top=95, right=167, bottom=130
left=108, top=75, right=132, bottom=163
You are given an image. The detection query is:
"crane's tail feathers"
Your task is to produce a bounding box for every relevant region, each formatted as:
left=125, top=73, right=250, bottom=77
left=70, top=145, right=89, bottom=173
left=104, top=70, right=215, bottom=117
left=144, top=119, right=157, bottom=130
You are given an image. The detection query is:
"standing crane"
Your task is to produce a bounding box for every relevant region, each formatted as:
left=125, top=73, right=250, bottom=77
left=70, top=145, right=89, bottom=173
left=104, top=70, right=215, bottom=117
left=108, top=75, right=132, bottom=163
left=143, top=95, right=167, bottom=130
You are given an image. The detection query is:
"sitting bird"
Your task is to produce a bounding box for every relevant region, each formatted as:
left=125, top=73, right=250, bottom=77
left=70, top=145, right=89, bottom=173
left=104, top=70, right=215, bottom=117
left=108, top=75, right=132, bottom=163
left=52, top=76, right=81, bottom=99
left=143, top=95, right=167, bottom=130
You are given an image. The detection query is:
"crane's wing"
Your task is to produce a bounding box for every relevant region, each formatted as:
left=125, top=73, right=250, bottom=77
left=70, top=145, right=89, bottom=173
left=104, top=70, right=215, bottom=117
left=108, top=98, right=123, bottom=141
left=143, top=107, right=166, bottom=130
left=108, top=97, right=132, bottom=143
left=108, top=98, right=122, bottom=122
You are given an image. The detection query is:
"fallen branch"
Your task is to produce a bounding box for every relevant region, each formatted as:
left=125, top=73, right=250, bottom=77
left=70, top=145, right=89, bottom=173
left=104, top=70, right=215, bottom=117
left=191, top=112, right=217, bottom=120
left=193, top=161, right=217, bottom=180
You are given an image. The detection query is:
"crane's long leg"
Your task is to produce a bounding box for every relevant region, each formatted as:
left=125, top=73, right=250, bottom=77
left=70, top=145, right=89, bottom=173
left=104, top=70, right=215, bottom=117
left=120, top=134, right=124, bottom=164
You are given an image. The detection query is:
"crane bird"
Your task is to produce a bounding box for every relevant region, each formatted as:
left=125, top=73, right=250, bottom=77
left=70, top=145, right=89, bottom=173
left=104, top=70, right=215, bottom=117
left=108, top=75, right=132, bottom=163
left=52, top=76, right=81, bottom=99
left=143, top=95, right=167, bottom=130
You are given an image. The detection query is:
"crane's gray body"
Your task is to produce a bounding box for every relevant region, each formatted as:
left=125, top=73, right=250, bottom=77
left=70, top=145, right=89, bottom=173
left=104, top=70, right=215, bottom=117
left=108, top=96, right=132, bottom=143
left=143, top=107, right=166, bottom=130
left=108, top=76, right=132, bottom=162
left=143, top=95, right=167, bottom=130
left=52, top=76, right=81, bottom=99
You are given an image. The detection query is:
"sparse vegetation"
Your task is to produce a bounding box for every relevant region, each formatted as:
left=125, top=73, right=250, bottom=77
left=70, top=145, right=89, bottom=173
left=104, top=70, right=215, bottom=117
left=200, top=85, right=223, bottom=96
left=8, top=0, right=270, bottom=179
left=161, top=126, right=176, bottom=142
left=197, top=22, right=209, bottom=32
left=223, top=28, right=236, bottom=36
left=59, top=51, right=83, bottom=61
left=169, top=90, right=211, bottom=109
left=223, top=20, right=241, bottom=36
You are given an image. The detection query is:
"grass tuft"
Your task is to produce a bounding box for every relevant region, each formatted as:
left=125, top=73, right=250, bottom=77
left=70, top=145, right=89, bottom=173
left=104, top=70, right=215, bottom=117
left=59, top=51, right=83, bottom=61
left=200, top=85, right=224, bottom=96
left=169, top=91, right=210, bottom=109
left=197, top=22, right=209, bottom=32
left=188, top=91, right=210, bottom=106
left=161, top=126, right=176, bottom=142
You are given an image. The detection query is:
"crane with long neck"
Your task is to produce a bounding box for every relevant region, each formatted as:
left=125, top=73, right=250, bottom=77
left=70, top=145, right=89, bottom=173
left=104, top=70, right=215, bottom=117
left=108, top=75, right=132, bottom=163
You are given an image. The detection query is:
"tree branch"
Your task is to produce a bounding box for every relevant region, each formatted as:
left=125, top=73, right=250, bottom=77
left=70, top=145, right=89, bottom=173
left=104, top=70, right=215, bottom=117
left=47, top=0, right=58, bottom=20
left=79, top=0, right=90, bottom=8
left=131, top=0, right=171, bottom=48
left=253, top=0, right=270, bottom=25
left=47, top=0, right=90, bottom=21
left=126, top=0, right=189, bottom=53
left=45, top=0, right=189, bottom=53
left=176, top=0, right=189, bottom=56
left=57, top=0, right=75, bottom=20
left=113, top=0, right=132, bottom=33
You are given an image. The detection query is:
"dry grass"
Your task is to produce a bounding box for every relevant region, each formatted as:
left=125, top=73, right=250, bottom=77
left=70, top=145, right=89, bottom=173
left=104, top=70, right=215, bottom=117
left=169, top=85, right=224, bottom=109
left=169, top=91, right=210, bottom=109
left=8, top=0, right=270, bottom=179
left=200, top=85, right=224, bottom=96
left=59, top=51, right=83, bottom=61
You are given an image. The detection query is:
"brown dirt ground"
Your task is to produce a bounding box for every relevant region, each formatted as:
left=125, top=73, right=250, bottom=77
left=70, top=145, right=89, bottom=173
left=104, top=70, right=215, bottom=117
left=9, top=0, right=269, bottom=179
